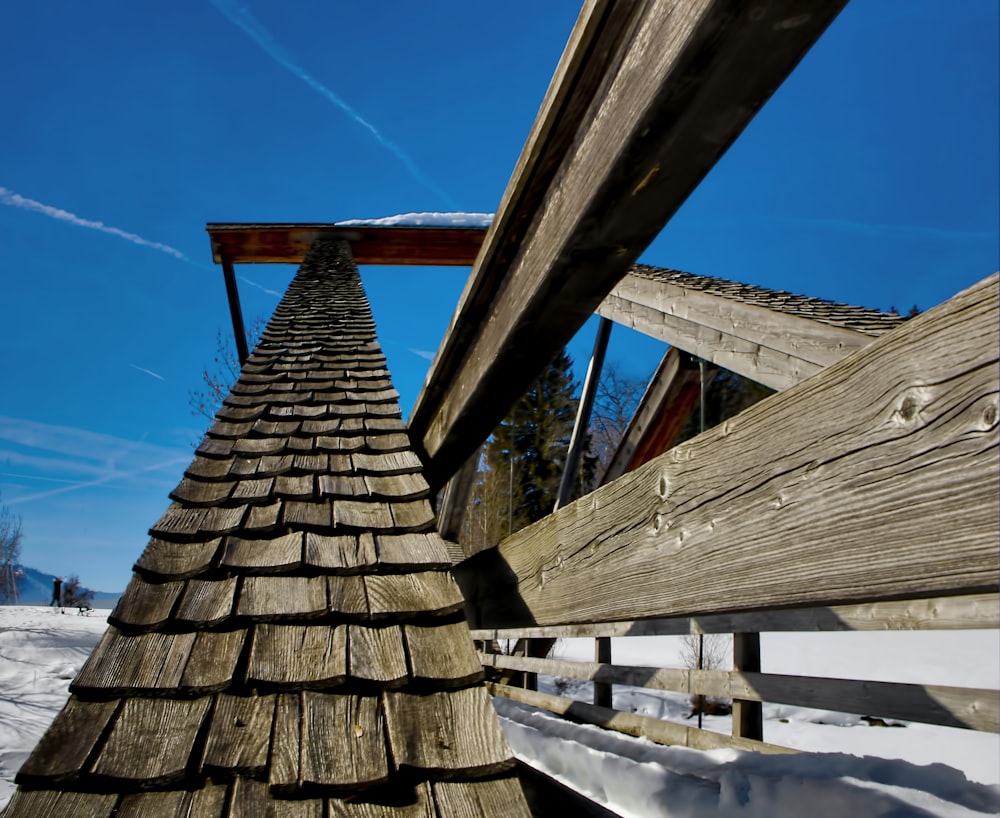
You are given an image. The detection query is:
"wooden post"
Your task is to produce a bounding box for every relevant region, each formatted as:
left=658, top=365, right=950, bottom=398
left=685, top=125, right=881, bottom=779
left=733, top=633, right=763, bottom=741
left=221, top=254, right=249, bottom=366
left=594, top=637, right=612, bottom=708
left=556, top=318, right=612, bottom=510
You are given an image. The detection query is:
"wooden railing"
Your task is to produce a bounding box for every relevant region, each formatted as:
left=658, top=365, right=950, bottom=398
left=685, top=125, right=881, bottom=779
left=471, top=593, right=1000, bottom=753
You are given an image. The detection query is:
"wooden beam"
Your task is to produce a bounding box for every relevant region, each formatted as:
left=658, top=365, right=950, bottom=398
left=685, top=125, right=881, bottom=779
left=469, top=593, right=1000, bottom=639
left=463, top=275, right=1000, bottom=628
left=483, top=655, right=999, bottom=733
left=409, top=0, right=847, bottom=488
left=488, top=683, right=794, bottom=755
left=206, top=224, right=487, bottom=266
left=595, top=267, right=903, bottom=391
left=600, top=347, right=704, bottom=485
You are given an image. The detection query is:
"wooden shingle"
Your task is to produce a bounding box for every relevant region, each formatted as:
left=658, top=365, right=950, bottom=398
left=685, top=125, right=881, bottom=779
left=202, top=693, right=276, bottom=775
left=364, top=572, right=465, bottom=619
left=16, top=698, right=118, bottom=785
left=348, top=625, right=408, bottom=686
left=247, top=624, right=347, bottom=689
left=304, top=532, right=377, bottom=573
left=237, top=575, right=327, bottom=620
left=134, top=537, right=220, bottom=580
left=221, top=531, right=303, bottom=573
left=175, top=577, right=238, bottom=626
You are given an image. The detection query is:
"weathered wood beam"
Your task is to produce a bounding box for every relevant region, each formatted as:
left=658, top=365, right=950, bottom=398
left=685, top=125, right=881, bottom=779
left=488, top=683, right=794, bottom=754
left=469, top=593, right=1000, bottom=639
left=462, top=275, right=1000, bottom=629
left=409, top=0, right=847, bottom=488
left=600, top=347, right=704, bottom=485
left=207, top=224, right=487, bottom=266
left=482, top=654, right=999, bottom=732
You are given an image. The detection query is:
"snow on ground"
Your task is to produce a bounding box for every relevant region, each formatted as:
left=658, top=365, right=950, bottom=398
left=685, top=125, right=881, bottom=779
left=1, top=606, right=996, bottom=816
left=492, top=631, right=999, bottom=816
left=0, top=606, right=108, bottom=807
left=335, top=211, right=493, bottom=228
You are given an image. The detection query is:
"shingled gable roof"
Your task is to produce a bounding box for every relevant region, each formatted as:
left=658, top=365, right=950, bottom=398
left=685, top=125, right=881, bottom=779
left=3, top=240, right=531, bottom=817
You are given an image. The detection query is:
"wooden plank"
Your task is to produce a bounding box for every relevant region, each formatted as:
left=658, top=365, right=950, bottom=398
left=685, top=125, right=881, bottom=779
left=348, top=625, right=409, bottom=686
left=374, top=533, right=452, bottom=571
left=468, top=276, right=1000, bottom=628
left=1, top=791, right=117, bottom=818
left=600, top=347, right=702, bottom=484
left=468, top=593, right=1000, bottom=639
left=109, top=577, right=182, bottom=630
left=333, top=500, right=395, bottom=530
left=180, top=629, right=247, bottom=692
left=91, top=697, right=211, bottom=784
left=432, top=778, right=533, bottom=818
left=116, top=785, right=228, bottom=818
left=202, top=694, right=276, bottom=775
left=410, top=0, right=848, bottom=487
left=133, top=537, right=221, bottom=580
left=404, top=622, right=484, bottom=686
left=300, top=692, right=389, bottom=788
left=175, top=577, right=238, bottom=626
left=481, top=653, right=1000, bottom=732
left=16, top=697, right=118, bottom=784
left=435, top=452, right=480, bottom=545
left=73, top=630, right=196, bottom=694
left=207, top=223, right=487, bottom=266
left=384, top=687, right=514, bottom=776
left=221, top=531, right=304, bottom=573
left=388, top=499, right=435, bottom=531
left=233, top=774, right=325, bottom=816
left=327, top=781, right=434, bottom=817
left=364, top=572, right=465, bottom=619
left=489, top=683, right=793, bottom=754
left=247, top=624, right=347, bottom=689
left=597, top=291, right=818, bottom=390
left=305, top=532, right=377, bottom=573
left=364, top=472, right=430, bottom=500
left=237, top=575, right=328, bottom=620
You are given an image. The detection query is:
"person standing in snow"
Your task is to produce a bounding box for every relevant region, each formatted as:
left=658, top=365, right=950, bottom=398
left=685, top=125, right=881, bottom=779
left=50, top=577, right=62, bottom=607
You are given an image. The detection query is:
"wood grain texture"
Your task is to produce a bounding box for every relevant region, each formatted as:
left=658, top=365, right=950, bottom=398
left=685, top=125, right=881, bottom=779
left=468, top=593, right=1000, bottom=638
left=389, top=500, right=436, bottom=532
left=175, top=577, right=238, bottom=626
left=91, top=697, right=211, bottom=783
left=268, top=695, right=300, bottom=790
left=116, top=784, right=228, bottom=818
left=305, top=532, right=377, bottom=572
left=231, top=775, right=324, bottom=817
left=471, top=276, right=1000, bottom=628
left=327, top=782, right=434, bottom=817
left=180, top=629, right=247, bottom=692
left=16, top=697, right=118, bottom=783
left=0, top=791, right=117, bottom=818
left=247, top=624, right=347, bottom=689
left=375, top=533, right=452, bottom=571
left=384, top=687, right=513, bottom=775
left=328, top=575, right=370, bottom=617
left=221, top=532, right=303, bottom=572
left=364, top=572, right=464, bottom=619
left=300, top=692, right=389, bottom=788
left=133, top=537, right=221, bottom=580
left=334, top=500, right=395, bottom=530
left=237, top=575, right=328, bottom=620
left=109, top=577, right=182, bottom=630
left=482, top=653, right=999, bottom=731
left=410, top=0, right=848, bottom=486
left=432, top=778, right=533, bottom=818
left=489, top=684, right=792, bottom=754
left=202, top=694, right=276, bottom=775
left=348, top=625, right=408, bottom=686
left=364, top=473, right=429, bottom=500
left=73, top=630, right=196, bottom=693
left=405, top=622, right=484, bottom=686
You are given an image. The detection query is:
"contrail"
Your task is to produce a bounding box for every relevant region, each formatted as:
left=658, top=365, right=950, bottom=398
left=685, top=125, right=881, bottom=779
left=0, top=186, right=193, bottom=261
left=238, top=275, right=282, bottom=297
left=5, top=457, right=189, bottom=505
left=129, top=364, right=166, bottom=381
left=207, top=0, right=458, bottom=209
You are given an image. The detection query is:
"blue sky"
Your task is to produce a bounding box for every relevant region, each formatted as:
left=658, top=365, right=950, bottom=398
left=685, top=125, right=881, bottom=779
left=0, top=1, right=996, bottom=592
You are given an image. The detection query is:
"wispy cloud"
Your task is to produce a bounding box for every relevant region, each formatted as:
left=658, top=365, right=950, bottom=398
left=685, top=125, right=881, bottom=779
left=207, top=0, right=457, bottom=209
left=129, top=364, right=166, bottom=381
left=0, top=185, right=194, bottom=261
left=0, top=416, right=189, bottom=504
left=774, top=215, right=997, bottom=242
left=238, top=275, right=282, bottom=298
left=408, top=348, right=436, bottom=362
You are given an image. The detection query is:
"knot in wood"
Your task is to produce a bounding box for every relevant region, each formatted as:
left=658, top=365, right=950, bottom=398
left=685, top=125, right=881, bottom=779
left=983, top=400, right=998, bottom=429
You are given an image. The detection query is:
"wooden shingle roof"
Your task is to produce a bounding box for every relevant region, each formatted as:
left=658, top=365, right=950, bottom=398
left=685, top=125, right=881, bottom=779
left=3, top=240, right=530, bottom=817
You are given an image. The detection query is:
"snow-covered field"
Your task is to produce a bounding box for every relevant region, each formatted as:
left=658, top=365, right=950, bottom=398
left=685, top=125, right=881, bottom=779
left=1, top=606, right=997, bottom=816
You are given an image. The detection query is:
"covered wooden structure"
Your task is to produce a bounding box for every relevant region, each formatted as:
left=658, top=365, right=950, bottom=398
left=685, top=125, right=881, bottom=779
left=5, top=1, right=997, bottom=815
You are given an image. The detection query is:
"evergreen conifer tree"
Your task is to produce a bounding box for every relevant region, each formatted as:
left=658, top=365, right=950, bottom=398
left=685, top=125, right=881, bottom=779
left=463, top=350, right=579, bottom=549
